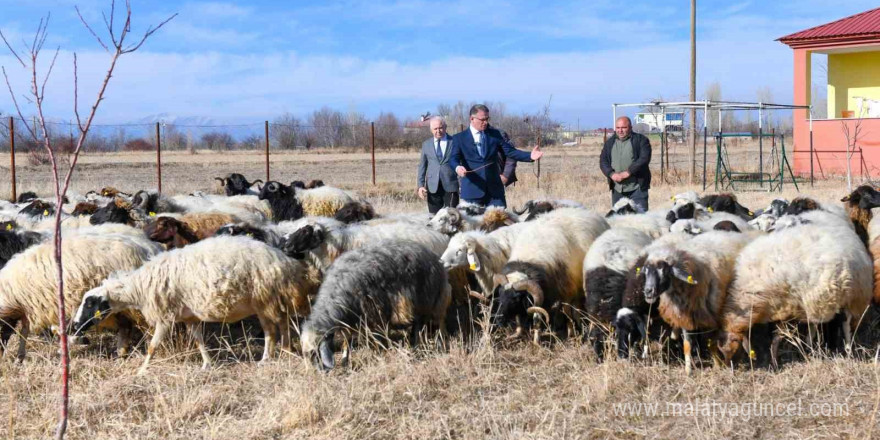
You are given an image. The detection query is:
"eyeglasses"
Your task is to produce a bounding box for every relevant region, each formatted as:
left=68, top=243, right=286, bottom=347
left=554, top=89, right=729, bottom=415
left=472, top=116, right=490, bottom=122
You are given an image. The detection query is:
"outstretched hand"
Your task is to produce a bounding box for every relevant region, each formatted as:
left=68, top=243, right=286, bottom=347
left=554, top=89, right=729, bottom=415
left=531, top=145, right=544, bottom=161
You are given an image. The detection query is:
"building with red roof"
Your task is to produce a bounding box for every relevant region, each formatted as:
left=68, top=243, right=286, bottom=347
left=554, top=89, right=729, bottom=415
left=779, top=7, right=880, bottom=177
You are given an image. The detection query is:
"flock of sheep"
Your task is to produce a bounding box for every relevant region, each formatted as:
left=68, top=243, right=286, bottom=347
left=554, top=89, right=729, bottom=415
left=1, top=172, right=879, bottom=375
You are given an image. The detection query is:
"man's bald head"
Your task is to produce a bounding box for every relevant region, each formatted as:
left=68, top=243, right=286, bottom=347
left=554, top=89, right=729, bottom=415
left=615, top=116, right=632, bottom=139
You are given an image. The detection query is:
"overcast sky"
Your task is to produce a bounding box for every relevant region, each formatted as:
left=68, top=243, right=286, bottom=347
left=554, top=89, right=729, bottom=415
left=0, top=0, right=876, bottom=127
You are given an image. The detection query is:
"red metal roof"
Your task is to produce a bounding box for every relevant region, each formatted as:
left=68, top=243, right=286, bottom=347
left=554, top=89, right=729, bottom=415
left=779, top=7, right=880, bottom=48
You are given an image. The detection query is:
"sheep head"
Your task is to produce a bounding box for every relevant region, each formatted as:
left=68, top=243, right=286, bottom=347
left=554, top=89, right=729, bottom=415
left=144, top=217, right=182, bottom=243
left=305, top=179, right=325, bottom=189
left=428, top=207, right=462, bottom=235
left=714, top=330, right=744, bottom=363
left=613, top=308, right=647, bottom=359
left=282, top=224, right=326, bottom=259
left=90, top=202, right=131, bottom=225
left=71, top=202, right=99, bottom=217
left=641, top=254, right=698, bottom=305
left=842, top=185, right=880, bottom=210
left=215, top=173, right=261, bottom=196
left=493, top=276, right=545, bottom=326
left=439, top=235, right=470, bottom=270
left=214, top=223, right=268, bottom=242
left=784, top=197, right=819, bottom=216
left=72, top=287, right=114, bottom=336
left=301, top=325, right=335, bottom=372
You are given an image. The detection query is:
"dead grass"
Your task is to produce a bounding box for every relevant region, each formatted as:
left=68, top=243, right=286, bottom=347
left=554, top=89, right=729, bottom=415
left=0, top=143, right=878, bottom=439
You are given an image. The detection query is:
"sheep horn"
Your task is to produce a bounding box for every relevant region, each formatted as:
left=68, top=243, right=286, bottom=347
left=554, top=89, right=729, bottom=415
left=267, top=182, right=280, bottom=192
left=250, top=179, right=264, bottom=187
left=449, top=208, right=461, bottom=226
left=513, top=279, right=544, bottom=307
left=526, top=306, right=550, bottom=324
left=214, top=177, right=226, bottom=186
left=468, top=290, right=489, bottom=303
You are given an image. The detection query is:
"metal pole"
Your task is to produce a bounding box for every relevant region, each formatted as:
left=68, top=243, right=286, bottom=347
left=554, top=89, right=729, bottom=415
left=603, top=127, right=607, bottom=144
left=715, top=128, right=722, bottom=191
left=702, top=125, right=708, bottom=190
left=155, top=122, right=162, bottom=193
left=9, top=117, right=16, bottom=202
left=689, top=0, right=697, bottom=184
left=661, top=125, right=666, bottom=183
left=264, top=121, right=270, bottom=182
left=758, top=104, right=763, bottom=187
left=370, top=122, right=376, bottom=185
left=809, top=109, right=814, bottom=187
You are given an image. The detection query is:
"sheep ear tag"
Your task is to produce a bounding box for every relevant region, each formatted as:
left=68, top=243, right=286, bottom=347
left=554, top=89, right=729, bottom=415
left=43, top=210, right=49, bottom=216
left=94, top=310, right=102, bottom=319
left=5, top=224, right=11, bottom=230
left=149, top=212, right=157, bottom=217
left=672, top=267, right=698, bottom=285
left=467, top=251, right=481, bottom=271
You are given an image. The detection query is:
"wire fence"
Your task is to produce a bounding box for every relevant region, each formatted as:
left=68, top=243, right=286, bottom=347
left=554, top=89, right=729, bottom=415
left=0, top=115, right=860, bottom=201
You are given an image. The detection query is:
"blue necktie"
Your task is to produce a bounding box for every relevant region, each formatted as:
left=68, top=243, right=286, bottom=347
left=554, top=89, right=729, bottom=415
left=436, top=139, right=443, bottom=161
left=477, top=131, right=486, bottom=158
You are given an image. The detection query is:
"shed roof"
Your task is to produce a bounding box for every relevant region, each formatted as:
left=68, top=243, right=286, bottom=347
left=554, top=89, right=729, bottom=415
left=779, top=7, right=880, bottom=48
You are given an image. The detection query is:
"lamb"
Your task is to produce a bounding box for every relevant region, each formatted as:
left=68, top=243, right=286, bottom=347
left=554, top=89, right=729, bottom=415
left=72, top=236, right=320, bottom=374
left=214, top=173, right=263, bottom=196
left=582, top=227, right=653, bottom=358
left=716, top=220, right=872, bottom=367
left=493, top=208, right=609, bottom=343
left=300, top=240, right=451, bottom=371
left=0, top=227, right=163, bottom=360
left=640, top=230, right=754, bottom=374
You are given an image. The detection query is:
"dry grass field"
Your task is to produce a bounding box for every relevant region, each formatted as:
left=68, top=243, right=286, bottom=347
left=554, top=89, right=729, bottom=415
left=0, top=138, right=879, bottom=439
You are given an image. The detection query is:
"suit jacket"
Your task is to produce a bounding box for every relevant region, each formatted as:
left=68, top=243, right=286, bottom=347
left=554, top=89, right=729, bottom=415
left=450, top=127, right=532, bottom=200
left=417, top=135, right=458, bottom=193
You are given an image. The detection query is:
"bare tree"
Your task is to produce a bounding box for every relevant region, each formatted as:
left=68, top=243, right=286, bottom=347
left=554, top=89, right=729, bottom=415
left=0, top=2, right=175, bottom=438
left=271, top=112, right=302, bottom=150
left=841, top=117, right=864, bottom=191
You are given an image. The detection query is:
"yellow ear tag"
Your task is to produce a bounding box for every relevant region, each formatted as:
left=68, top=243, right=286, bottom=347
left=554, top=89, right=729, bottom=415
left=43, top=210, right=49, bottom=216
left=635, top=267, right=641, bottom=274
left=749, top=349, right=757, bottom=360
left=149, top=212, right=156, bottom=217
left=467, top=251, right=480, bottom=271
left=687, top=275, right=694, bottom=284
left=246, top=233, right=253, bottom=237
left=707, top=207, right=714, bottom=213
left=79, top=214, right=85, bottom=218
left=748, top=211, right=754, bottom=216
left=5, top=224, right=11, bottom=230
left=670, top=196, right=675, bottom=201
left=94, top=310, right=102, bottom=319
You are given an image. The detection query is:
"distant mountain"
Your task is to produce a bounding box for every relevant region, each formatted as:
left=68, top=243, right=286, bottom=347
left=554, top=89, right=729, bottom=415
left=132, top=113, right=266, bottom=140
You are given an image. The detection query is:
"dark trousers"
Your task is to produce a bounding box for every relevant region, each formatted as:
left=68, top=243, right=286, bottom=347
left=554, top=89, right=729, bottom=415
left=464, top=194, right=506, bottom=209
left=612, top=187, right=649, bottom=212
left=428, top=186, right=460, bottom=214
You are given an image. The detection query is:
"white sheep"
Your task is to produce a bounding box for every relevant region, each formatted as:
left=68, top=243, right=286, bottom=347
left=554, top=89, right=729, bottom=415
left=717, top=221, right=872, bottom=366
left=0, top=227, right=163, bottom=360
left=72, top=236, right=320, bottom=374
left=439, top=221, right=532, bottom=296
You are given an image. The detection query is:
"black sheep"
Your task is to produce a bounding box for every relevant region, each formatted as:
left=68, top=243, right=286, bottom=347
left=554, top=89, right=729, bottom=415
left=258, top=181, right=304, bottom=222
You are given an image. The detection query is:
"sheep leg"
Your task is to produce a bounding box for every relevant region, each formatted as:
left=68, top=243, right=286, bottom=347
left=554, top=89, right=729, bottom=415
left=138, top=322, right=170, bottom=376
left=0, top=318, right=19, bottom=358
left=115, top=314, right=134, bottom=357
left=15, top=317, right=29, bottom=362
left=257, top=315, right=277, bottom=364
left=842, top=312, right=853, bottom=357
left=770, top=333, right=784, bottom=370
left=682, top=329, right=693, bottom=376
left=709, top=336, right=723, bottom=369
left=187, top=323, right=211, bottom=370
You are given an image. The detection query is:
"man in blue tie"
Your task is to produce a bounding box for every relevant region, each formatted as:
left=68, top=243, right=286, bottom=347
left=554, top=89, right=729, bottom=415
left=449, top=104, right=543, bottom=208
left=417, top=116, right=459, bottom=213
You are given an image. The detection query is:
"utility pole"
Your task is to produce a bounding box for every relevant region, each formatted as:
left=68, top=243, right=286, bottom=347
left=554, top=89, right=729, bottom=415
left=689, top=0, right=697, bottom=184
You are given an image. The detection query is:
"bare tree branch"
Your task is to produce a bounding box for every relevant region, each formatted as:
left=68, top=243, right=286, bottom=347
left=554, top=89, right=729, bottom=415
left=75, top=6, right=109, bottom=51
left=0, top=29, right=26, bottom=67
left=73, top=54, right=82, bottom=131
left=1, top=66, right=37, bottom=140
left=40, top=47, right=61, bottom=103
left=124, top=12, right=177, bottom=53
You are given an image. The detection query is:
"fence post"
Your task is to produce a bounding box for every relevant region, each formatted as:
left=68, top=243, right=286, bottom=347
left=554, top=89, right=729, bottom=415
left=155, top=122, right=162, bottom=193
left=370, top=122, right=376, bottom=185
left=603, top=127, right=607, bottom=143
left=9, top=117, right=15, bottom=202
left=264, top=121, right=270, bottom=182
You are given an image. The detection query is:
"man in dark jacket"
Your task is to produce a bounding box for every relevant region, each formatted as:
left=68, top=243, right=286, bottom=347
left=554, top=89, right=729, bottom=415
left=599, top=116, right=651, bottom=211
left=491, top=125, right=517, bottom=187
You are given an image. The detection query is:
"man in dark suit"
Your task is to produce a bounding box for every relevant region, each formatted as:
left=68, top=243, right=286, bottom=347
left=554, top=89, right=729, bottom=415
left=417, top=117, right=459, bottom=213
left=450, top=104, right=542, bottom=207
left=494, top=127, right=517, bottom=187
left=599, top=116, right=652, bottom=211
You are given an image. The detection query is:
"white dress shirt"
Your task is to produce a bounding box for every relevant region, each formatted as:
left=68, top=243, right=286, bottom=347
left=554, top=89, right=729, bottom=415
left=469, top=125, right=484, bottom=146
left=433, top=134, right=449, bottom=157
